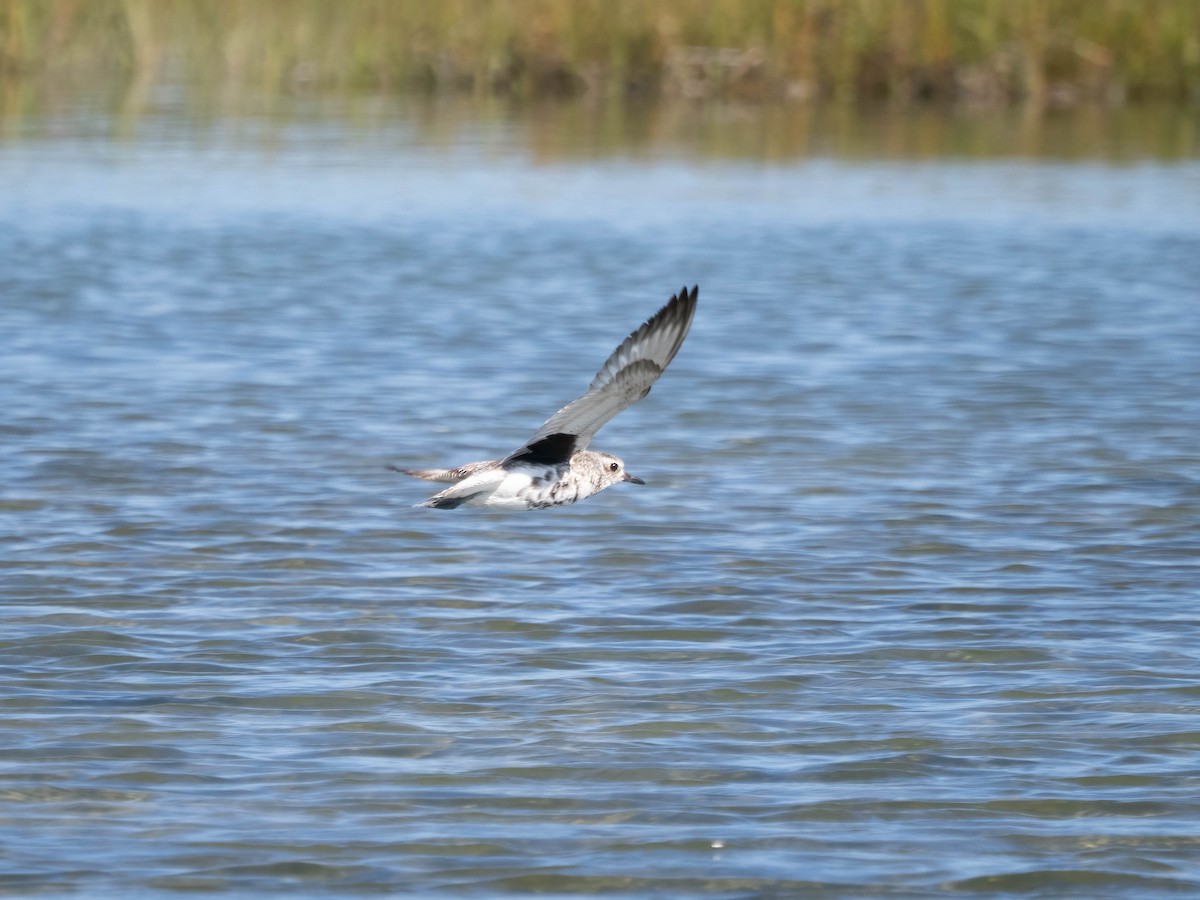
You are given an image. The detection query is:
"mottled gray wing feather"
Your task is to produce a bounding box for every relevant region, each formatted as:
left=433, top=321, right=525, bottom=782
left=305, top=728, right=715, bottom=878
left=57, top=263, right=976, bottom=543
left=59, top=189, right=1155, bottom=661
left=506, top=285, right=697, bottom=460
left=392, top=460, right=499, bottom=482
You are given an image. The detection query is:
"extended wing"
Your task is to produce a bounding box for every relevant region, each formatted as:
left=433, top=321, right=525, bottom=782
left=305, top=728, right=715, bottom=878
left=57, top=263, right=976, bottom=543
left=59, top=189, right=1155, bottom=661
left=504, top=285, right=698, bottom=467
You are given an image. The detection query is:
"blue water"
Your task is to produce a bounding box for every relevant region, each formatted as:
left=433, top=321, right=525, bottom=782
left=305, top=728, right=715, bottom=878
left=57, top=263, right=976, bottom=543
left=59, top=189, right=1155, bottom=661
left=2, top=103, right=1200, bottom=897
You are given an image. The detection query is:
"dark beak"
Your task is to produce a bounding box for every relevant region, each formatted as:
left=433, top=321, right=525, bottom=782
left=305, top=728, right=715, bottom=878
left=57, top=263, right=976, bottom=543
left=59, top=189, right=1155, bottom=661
left=623, top=472, right=645, bottom=485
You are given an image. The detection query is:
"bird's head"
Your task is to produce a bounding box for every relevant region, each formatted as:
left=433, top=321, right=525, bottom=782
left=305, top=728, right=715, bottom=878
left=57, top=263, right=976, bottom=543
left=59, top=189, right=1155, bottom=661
left=592, top=451, right=645, bottom=489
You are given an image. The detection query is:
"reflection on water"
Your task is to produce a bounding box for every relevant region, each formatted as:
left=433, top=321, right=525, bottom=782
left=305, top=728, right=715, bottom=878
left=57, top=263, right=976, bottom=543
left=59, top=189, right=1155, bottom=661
left=1, top=94, right=1199, bottom=896
left=3, top=87, right=1198, bottom=162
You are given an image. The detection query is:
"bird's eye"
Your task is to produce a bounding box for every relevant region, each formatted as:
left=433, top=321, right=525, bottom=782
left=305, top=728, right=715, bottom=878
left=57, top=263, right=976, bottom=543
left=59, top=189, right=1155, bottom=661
left=609, top=462, right=619, bottom=472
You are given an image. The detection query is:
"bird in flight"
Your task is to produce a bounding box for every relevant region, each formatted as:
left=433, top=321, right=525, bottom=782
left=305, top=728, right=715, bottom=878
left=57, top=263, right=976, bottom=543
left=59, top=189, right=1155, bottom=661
left=395, top=285, right=698, bottom=510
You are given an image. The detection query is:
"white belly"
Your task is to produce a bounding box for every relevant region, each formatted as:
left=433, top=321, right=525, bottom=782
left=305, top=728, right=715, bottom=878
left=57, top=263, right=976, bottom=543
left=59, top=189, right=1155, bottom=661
left=464, top=465, right=568, bottom=509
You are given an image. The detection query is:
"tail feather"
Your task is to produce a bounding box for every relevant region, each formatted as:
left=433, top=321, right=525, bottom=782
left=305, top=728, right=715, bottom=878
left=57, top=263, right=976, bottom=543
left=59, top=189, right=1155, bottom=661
left=418, top=490, right=486, bottom=510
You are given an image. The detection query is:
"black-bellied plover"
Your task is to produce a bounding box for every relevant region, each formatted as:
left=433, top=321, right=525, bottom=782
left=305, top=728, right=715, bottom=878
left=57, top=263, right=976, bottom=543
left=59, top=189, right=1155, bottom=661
left=395, top=285, right=698, bottom=510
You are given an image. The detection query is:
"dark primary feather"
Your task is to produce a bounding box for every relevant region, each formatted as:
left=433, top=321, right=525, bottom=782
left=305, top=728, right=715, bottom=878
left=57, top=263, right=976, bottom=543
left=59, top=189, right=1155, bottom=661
left=504, top=285, right=698, bottom=463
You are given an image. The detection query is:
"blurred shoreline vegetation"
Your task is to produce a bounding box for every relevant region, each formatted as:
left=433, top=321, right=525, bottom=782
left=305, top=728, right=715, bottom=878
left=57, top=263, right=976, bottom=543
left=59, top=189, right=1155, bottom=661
left=3, top=0, right=1199, bottom=108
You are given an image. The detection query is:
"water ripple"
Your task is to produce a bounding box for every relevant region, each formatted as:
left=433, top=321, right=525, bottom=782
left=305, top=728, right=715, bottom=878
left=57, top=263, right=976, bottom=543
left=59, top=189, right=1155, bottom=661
left=1, top=121, right=1198, bottom=896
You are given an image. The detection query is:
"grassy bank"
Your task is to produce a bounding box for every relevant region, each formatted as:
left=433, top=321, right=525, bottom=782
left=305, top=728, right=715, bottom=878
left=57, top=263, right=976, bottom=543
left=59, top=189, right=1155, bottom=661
left=2, top=0, right=1198, bottom=104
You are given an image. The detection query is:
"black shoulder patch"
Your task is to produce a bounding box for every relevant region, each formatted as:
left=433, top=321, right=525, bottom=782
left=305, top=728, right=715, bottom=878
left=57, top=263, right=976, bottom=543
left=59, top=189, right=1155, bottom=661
left=509, top=432, right=576, bottom=466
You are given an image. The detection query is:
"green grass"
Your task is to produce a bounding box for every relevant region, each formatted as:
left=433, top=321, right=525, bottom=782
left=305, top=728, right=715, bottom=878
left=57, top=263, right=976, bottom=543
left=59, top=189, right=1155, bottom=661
left=2, top=0, right=1198, bottom=103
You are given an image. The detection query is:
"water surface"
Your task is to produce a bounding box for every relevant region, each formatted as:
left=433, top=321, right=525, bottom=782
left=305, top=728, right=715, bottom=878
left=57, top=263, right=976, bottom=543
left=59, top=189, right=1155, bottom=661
left=2, top=99, right=1200, bottom=897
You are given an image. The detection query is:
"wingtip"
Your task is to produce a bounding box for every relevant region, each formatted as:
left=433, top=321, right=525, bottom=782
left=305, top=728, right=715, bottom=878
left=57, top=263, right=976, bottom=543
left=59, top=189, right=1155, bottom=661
left=389, top=464, right=427, bottom=480
left=673, top=284, right=698, bottom=305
